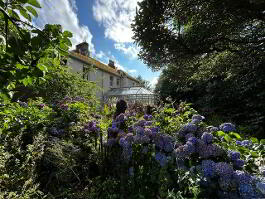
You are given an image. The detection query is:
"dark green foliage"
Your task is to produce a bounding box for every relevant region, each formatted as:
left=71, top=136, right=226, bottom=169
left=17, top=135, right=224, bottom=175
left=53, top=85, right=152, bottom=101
left=132, top=0, right=265, bottom=135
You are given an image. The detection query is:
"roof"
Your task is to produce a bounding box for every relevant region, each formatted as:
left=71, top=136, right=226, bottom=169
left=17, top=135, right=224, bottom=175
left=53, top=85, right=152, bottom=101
left=105, top=86, right=154, bottom=96
left=70, top=52, right=120, bottom=77
left=69, top=52, right=140, bottom=83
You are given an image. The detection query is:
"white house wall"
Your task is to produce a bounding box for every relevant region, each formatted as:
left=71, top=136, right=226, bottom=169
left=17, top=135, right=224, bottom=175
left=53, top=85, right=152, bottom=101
left=67, top=57, right=125, bottom=98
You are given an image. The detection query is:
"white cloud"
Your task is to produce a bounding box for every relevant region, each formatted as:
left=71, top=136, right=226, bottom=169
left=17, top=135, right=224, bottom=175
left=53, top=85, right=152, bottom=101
left=92, top=0, right=141, bottom=43
left=34, top=0, right=95, bottom=54
left=114, top=43, right=140, bottom=59
left=150, top=76, right=159, bottom=89
left=128, top=69, right=137, bottom=73
left=95, top=51, right=106, bottom=59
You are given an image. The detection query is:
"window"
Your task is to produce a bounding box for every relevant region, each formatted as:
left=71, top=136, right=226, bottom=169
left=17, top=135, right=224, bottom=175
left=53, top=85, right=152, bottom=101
left=110, top=76, right=114, bottom=87
left=117, top=78, right=120, bottom=87
left=83, top=65, right=89, bottom=80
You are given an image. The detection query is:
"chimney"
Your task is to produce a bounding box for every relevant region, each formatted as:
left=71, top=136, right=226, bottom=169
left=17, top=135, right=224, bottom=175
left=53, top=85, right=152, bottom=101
left=108, top=60, right=115, bottom=69
left=76, top=42, right=90, bottom=57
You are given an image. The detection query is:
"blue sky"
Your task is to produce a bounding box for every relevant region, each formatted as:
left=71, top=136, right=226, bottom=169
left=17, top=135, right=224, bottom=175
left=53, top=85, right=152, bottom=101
left=33, top=0, right=160, bottom=88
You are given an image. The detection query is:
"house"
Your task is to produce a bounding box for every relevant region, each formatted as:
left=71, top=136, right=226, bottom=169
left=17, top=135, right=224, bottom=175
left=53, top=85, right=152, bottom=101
left=67, top=42, right=141, bottom=99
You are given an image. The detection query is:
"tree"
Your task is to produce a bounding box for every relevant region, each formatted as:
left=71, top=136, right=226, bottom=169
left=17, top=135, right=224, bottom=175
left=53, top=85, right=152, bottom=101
left=136, top=75, right=152, bottom=90
left=133, top=0, right=265, bottom=133
left=132, top=0, right=265, bottom=70
left=0, top=0, right=72, bottom=100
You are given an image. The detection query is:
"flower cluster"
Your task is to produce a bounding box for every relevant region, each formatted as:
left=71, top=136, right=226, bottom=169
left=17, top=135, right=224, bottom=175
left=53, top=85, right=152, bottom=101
left=144, top=114, right=152, bottom=121
left=219, top=123, right=236, bottom=132
left=83, top=120, right=100, bottom=135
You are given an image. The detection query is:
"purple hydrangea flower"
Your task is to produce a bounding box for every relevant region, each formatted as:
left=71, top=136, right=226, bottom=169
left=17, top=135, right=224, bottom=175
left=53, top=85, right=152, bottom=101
left=228, top=150, right=241, bottom=161
left=151, top=127, right=160, bottom=133
left=125, top=133, right=134, bottom=143
left=116, top=113, right=127, bottom=122
left=233, top=159, right=245, bottom=169
left=188, top=137, right=197, bottom=145
left=144, top=128, right=152, bottom=137
left=145, top=121, right=153, bottom=126
left=201, top=132, right=213, bottom=144
left=236, top=140, right=242, bottom=145
left=155, top=152, right=167, bottom=167
left=182, top=123, right=197, bottom=133
left=39, top=103, right=45, bottom=109
left=144, top=114, right=149, bottom=120
left=201, top=160, right=216, bottom=178
left=122, top=146, right=132, bottom=162
left=119, top=137, right=130, bottom=148
left=105, top=138, right=117, bottom=147
left=183, top=142, right=196, bottom=154
left=219, top=123, right=236, bottom=132
left=185, top=133, right=194, bottom=141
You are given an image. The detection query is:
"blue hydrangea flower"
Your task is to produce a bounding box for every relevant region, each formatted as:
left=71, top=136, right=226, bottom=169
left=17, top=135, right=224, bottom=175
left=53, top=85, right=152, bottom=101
left=228, top=150, right=241, bottom=161
left=219, top=123, right=236, bottom=132
left=233, top=170, right=252, bottom=184
left=238, top=184, right=254, bottom=197
left=236, top=140, right=242, bottom=145
left=241, top=140, right=252, bottom=147
left=201, top=160, right=216, bottom=178
left=201, top=132, right=213, bottom=144
left=129, top=167, right=134, bottom=176
left=215, top=162, right=234, bottom=177
left=256, top=182, right=265, bottom=194
left=155, top=152, right=167, bottom=167
left=233, top=159, right=245, bottom=169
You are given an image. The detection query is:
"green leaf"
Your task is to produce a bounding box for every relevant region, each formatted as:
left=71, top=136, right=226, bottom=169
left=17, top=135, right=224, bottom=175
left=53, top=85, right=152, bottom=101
left=217, top=131, right=225, bottom=137
left=26, top=6, right=38, bottom=17
left=27, top=0, right=41, bottom=8
left=37, top=64, right=48, bottom=72
left=16, top=64, right=29, bottom=70
left=63, top=30, right=73, bottom=38
left=19, top=7, right=31, bottom=21
left=251, top=151, right=259, bottom=158
left=20, top=76, right=33, bottom=86
left=229, top=132, right=241, bottom=140
left=260, top=139, right=265, bottom=145
left=250, top=137, right=259, bottom=144
left=224, top=134, right=232, bottom=142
